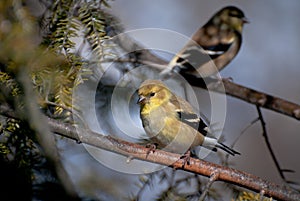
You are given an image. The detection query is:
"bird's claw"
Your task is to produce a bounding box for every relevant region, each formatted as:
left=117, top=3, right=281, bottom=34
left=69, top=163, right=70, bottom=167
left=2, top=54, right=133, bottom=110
left=145, top=143, right=157, bottom=157
left=179, top=150, right=191, bottom=168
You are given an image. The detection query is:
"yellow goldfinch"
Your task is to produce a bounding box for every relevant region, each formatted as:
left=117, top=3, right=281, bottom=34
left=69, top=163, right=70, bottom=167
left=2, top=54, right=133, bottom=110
left=161, top=6, right=248, bottom=78
left=137, top=79, right=239, bottom=157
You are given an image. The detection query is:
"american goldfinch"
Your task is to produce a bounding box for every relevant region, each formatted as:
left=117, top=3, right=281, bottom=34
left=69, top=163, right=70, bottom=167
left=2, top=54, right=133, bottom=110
left=137, top=79, right=239, bottom=157
left=161, top=6, right=248, bottom=78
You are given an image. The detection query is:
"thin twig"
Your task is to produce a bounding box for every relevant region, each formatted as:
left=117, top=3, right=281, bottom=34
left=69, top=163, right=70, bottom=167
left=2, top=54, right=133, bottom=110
left=198, top=171, right=220, bottom=201
left=136, top=174, right=152, bottom=201
left=259, top=190, right=265, bottom=201
left=42, top=100, right=89, bottom=132
left=256, top=106, right=295, bottom=183
left=230, top=117, right=260, bottom=153
left=43, top=100, right=73, bottom=113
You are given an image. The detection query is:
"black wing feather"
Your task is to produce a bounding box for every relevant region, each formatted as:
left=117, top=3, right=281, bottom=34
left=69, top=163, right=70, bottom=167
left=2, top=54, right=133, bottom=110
left=176, top=110, right=209, bottom=136
left=172, top=42, right=232, bottom=73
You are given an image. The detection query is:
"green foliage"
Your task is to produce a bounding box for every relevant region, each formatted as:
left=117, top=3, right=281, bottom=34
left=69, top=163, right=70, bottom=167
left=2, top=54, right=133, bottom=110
left=31, top=55, right=83, bottom=115
left=0, top=0, right=112, bottom=199
left=78, top=2, right=109, bottom=60
left=48, top=0, right=79, bottom=53
left=157, top=188, right=188, bottom=201
left=37, top=0, right=112, bottom=115
left=232, top=191, right=273, bottom=201
left=0, top=0, right=112, bottom=116
left=1, top=118, right=37, bottom=171
left=0, top=71, right=21, bottom=98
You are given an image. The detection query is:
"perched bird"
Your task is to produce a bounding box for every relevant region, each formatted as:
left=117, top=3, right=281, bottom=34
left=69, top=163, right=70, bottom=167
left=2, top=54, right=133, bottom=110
left=161, top=6, right=248, bottom=78
left=137, top=79, right=239, bottom=157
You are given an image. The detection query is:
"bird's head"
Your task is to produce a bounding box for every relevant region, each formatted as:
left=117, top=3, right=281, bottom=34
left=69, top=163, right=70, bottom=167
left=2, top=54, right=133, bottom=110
left=137, top=80, right=171, bottom=109
left=212, top=6, right=249, bottom=33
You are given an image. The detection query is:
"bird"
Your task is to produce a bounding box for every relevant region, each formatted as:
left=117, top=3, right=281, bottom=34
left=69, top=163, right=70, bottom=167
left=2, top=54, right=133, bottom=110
left=137, top=79, right=240, bottom=158
left=160, top=6, right=248, bottom=79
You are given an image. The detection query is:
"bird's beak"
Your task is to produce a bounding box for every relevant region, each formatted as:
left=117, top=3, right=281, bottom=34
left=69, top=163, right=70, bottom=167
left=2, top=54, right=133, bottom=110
left=137, top=96, right=146, bottom=104
left=242, top=17, right=250, bottom=24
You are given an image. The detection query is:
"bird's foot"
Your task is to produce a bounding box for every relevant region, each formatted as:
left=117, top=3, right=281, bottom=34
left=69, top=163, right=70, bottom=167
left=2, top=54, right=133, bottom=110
left=145, top=143, right=157, bottom=157
left=179, top=150, right=191, bottom=168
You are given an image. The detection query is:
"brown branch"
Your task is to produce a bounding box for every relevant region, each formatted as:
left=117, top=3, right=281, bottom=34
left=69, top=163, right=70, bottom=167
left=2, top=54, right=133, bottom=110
left=114, top=34, right=300, bottom=121
left=47, top=118, right=300, bottom=201
left=212, top=78, right=300, bottom=121
left=1, top=104, right=299, bottom=200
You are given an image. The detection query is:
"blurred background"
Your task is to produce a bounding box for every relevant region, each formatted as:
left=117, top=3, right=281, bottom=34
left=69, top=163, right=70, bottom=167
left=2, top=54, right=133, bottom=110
left=58, top=0, right=300, bottom=200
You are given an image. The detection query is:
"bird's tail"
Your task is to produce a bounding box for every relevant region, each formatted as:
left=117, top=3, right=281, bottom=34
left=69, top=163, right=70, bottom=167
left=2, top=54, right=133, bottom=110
left=215, top=142, right=240, bottom=156
left=202, top=137, right=240, bottom=156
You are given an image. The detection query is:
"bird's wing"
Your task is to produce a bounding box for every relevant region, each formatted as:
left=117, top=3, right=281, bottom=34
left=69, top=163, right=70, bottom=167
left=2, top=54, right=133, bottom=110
left=170, top=94, right=240, bottom=156
left=170, top=95, right=209, bottom=136
left=201, top=43, right=232, bottom=59
left=169, top=39, right=234, bottom=74
left=190, top=25, right=237, bottom=57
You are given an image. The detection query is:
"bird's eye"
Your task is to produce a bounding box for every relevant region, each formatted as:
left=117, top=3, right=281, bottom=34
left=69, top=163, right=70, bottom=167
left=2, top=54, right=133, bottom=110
left=229, top=12, right=243, bottom=19
left=149, top=92, right=155, bottom=97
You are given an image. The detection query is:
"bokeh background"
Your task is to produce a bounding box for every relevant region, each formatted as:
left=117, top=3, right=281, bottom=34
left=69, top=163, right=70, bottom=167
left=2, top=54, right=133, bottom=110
left=60, top=1, right=300, bottom=200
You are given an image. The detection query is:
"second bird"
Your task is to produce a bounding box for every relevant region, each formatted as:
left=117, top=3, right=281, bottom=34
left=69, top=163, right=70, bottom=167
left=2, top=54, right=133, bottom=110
left=161, top=6, right=248, bottom=78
